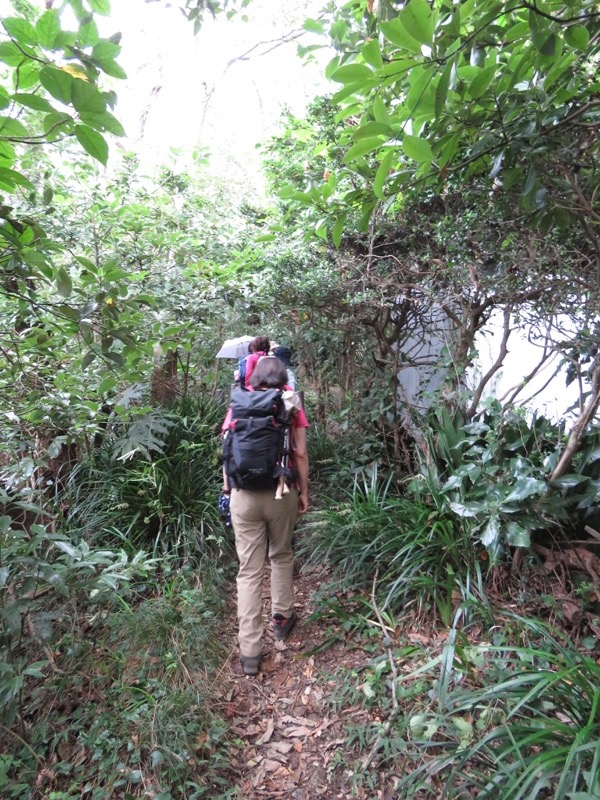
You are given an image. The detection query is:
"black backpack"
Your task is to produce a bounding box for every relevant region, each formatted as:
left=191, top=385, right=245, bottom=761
left=223, top=388, right=289, bottom=490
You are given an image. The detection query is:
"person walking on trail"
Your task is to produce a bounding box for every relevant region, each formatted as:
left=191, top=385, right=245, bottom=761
left=221, top=356, right=309, bottom=676
left=235, top=335, right=270, bottom=389
left=272, top=345, right=297, bottom=390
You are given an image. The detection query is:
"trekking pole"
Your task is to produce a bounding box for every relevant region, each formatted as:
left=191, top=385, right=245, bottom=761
left=275, top=426, right=290, bottom=500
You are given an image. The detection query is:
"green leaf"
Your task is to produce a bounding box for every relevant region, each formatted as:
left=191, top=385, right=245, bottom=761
left=98, top=376, right=117, bottom=394
left=78, top=17, right=99, bottom=47
left=0, top=42, right=27, bottom=67
left=93, top=58, right=127, bottom=80
left=481, top=515, right=500, bottom=547
left=399, top=0, right=434, bottom=46
left=361, top=39, right=383, bottom=70
left=343, top=136, right=385, bottom=163
left=56, top=267, right=73, bottom=298
left=504, top=478, right=546, bottom=503
left=549, top=474, right=588, bottom=490
left=81, top=351, right=96, bottom=368
left=564, top=25, right=589, bottom=51
left=331, top=63, right=375, bottom=84
left=89, top=0, right=111, bottom=15
left=469, top=65, right=497, bottom=99
left=12, top=93, right=54, bottom=112
left=435, top=59, right=452, bottom=118
left=0, top=168, right=34, bottom=191
left=331, top=214, right=346, bottom=248
left=36, top=10, right=61, bottom=49
left=0, top=116, right=29, bottom=138
left=402, top=134, right=433, bottom=163
left=40, top=66, right=75, bottom=104
left=352, top=121, right=392, bottom=139
left=381, top=19, right=422, bottom=54
left=75, top=124, right=108, bottom=165
left=3, top=17, right=38, bottom=46
left=44, top=111, right=73, bottom=139
left=372, top=94, right=389, bottom=123
left=303, top=18, right=324, bottom=34
left=92, top=39, right=121, bottom=60
left=79, top=110, right=125, bottom=136
left=506, top=522, right=530, bottom=548
left=72, top=80, right=106, bottom=113
left=374, top=149, right=394, bottom=199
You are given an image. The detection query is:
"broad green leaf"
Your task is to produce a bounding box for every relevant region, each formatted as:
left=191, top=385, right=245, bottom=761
left=0, top=168, right=33, bottom=191
left=381, top=58, right=416, bottom=77
left=92, top=39, right=121, bottom=60
left=374, top=149, right=394, bottom=199
left=78, top=17, right=99, bottom=47
left=56, top=267, right=73, bottom=298
left=0, top=116, right=29, bottom=138
left=303, top=18, right=324, bottom=34
left=0, top=42, right=27, bottom=67
left=98, top=376, right=117, bottom=394
left=402, top=134, right=433, bottom=163
left=362, top=39, right=383, bottom=70
left=549, top=474, right=589, bottom=489
left=352, top=121, right=392, bottom=139
left=15, top=62, right=41, bottom=91
left=564, top=25, right=589, bottom=51
left=399, top=0, right=433, bottom=46
left=72, top=80, right=106, bottom=113
left=81, top=351, right=96, bottom=368
left=435, top=59, right=452, bottom=118
left=44, top=111, right=73, bottom=139
left=450, top=501, right=483, bottom=518
left=0, top=90, right=9, bottom=112
left=93, top=59, right=127, bottom=80
left=372, top=94, right=389, bottom=123
left=0, top=141, right=16, bottom=166
left=12, top=93, right=54, bottom=112
left=504, top=478, right=546, bottom=503
left=469, top=65, right=497, bottom=99
left=89, top=0, right=111, bottom=14
left=75, top=124, right=108, bottom=165
left=79, top=110, right=125, bottom=136
left=380, top=20, right=422, bottom=54
left=506, top=522, right=530, bottom=548
left=343, top=136, right=385, bottom=163
left=481, top=515, right=500, bottom=547
left=331, top=63, right=375, bottom=84
left=3, top=17, right=37, bottom=46
left=332, top=214, right=346, bottom=248
left=36, top=10, right=61, bottom=49
left=40, top=66, right=75, bottom=104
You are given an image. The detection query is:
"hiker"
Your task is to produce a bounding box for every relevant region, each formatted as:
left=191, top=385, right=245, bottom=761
left=234, top=335, right=270, bottom=389
left=272, top=345, right=297, bottom=390
left=221, top=356, right=309, bottom=676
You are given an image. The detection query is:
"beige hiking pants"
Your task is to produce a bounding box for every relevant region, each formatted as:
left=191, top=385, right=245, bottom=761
left=230, top=487, right=298, bottom=657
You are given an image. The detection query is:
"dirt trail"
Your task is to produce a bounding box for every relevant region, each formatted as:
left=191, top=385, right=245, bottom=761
left=219, top=563, right=373, bottom=800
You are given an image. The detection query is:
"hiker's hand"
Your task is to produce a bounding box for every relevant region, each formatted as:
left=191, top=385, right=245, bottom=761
left=298, top=491, right=309, bottom=514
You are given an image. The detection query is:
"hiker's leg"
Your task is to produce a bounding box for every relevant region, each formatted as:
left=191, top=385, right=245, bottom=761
left=266, top=489, right=298, bottom=617
left=230, top=489, right=268, bottom=657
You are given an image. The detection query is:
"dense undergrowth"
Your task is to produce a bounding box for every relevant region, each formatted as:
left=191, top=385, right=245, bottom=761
left=2, top=390, right=600, bottom=798
left=302, top=407, right=600, bottom=798
left=0, top=396, right=239, bottom=799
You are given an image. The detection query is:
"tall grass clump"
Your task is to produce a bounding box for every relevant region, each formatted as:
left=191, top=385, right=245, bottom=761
left=64, top=395, right=230, bottom=560
left=396, top=617, right=600, bottom=799
left=301, top=465, right=484, bottom=619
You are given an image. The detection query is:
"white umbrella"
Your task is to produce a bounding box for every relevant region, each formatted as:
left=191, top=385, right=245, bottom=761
left=216, top=335, right=254, bottom=359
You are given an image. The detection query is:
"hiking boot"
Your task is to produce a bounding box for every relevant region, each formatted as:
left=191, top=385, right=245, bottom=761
left=239, top=654, right=261, bottom=676
left=272, top=611, right=298, bottom=641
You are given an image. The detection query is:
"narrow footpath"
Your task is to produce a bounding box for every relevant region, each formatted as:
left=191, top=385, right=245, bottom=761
left=215, top=563, right=387, bottom=800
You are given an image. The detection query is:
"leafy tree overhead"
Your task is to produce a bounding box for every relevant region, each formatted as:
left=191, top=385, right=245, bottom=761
left=300, top=0, right=599, bottom=239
